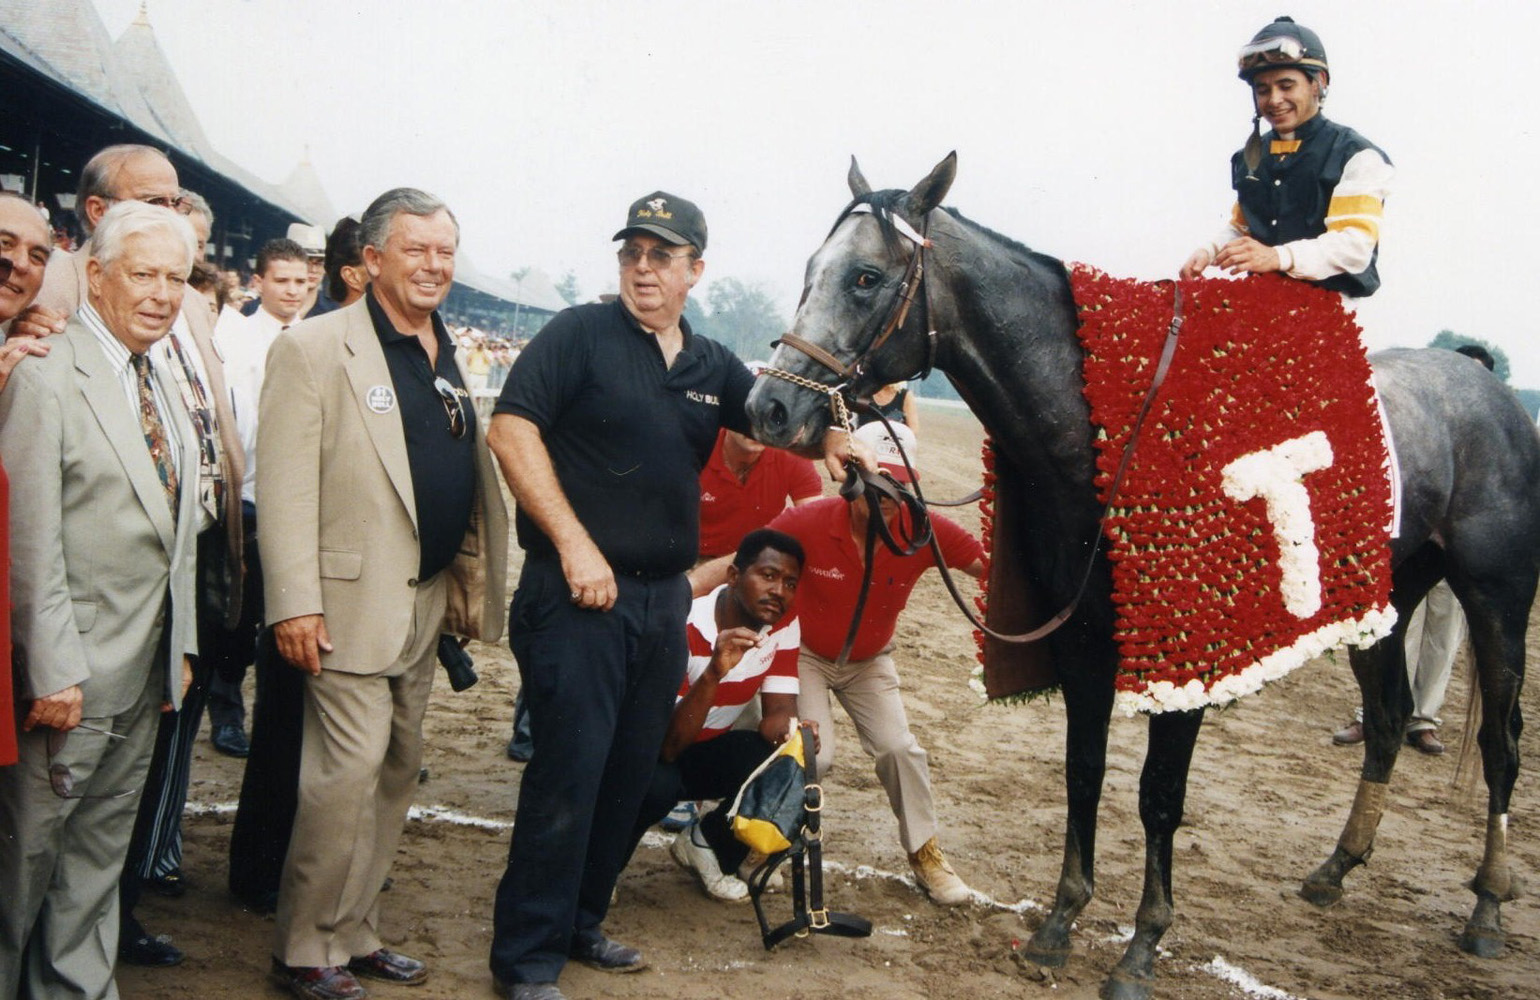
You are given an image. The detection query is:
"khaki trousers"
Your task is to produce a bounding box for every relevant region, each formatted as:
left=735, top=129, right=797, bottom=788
left=274, top=574, right=446, bottom=968
left=797, top=646, right=937, bottom=854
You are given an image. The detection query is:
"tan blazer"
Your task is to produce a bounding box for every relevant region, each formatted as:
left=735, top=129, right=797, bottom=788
left=256, top=298, right=508, bottom=674
left=0, top=320, right=200, bottom=713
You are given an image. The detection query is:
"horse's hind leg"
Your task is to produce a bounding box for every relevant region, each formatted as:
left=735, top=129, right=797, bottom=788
left=1302, top=564, right=1432, bottom=906
left=1024, top=667, right=1114, bottom=968
left=1101, top=707, right=1204, bottom=1000
left=1455, top=579, right=1530, bottom=958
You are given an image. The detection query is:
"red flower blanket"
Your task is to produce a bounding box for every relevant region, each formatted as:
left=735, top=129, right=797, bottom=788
left=976, top=269, right=1396, bottom=714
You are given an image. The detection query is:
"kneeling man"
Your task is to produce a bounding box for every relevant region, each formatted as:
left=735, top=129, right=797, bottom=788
left=628, top=528, right=807, bottom=901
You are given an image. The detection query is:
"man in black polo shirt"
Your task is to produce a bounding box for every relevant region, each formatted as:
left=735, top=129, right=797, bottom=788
left=259, top=188, right=508, bottom=1000
left=487, top=193, right=829, bottom=999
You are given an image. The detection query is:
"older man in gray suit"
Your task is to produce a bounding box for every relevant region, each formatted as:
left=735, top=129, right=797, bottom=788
left=0, top=201, right=201, bottom=999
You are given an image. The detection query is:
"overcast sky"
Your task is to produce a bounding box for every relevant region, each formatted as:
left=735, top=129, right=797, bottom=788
left=94, top=1, right=1540, bottom=386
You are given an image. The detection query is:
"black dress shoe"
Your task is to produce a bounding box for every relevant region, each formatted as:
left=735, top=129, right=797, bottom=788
left=119, top=933, right=185, bottom=967
left=211, top=724, right=251, bottom=758
left=146, top=868, right=188, bottom=897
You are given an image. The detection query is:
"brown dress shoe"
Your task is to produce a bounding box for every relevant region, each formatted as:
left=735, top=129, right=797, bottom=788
left=1407, top=729, right=1445, bottom=755
left=348, top=948, right=427, bottom=985
left=1332, top=720, right=1365, bottom=745
left=269, top=960, right=368, bottom=1000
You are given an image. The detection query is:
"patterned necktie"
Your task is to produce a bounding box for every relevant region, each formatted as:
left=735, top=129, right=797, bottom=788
left=131, top=353, right=179, bottom=522
left=162, top=333, right=223, bottom=518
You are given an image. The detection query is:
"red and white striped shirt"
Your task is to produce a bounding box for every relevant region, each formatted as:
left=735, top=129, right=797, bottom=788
left=680, top=585, right=801, bottom=743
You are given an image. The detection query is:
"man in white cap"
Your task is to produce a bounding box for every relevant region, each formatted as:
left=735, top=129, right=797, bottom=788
left=286, top=222, right=336, bottom=319
left=696, top=421, right=985, bottom=905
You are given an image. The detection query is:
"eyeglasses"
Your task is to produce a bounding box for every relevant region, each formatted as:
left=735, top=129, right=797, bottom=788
left=434, top=376, right=468, bottom=439
left=617, top=246, right=695, bottom=269
left=46, top=723, right=136, bottom=800
left=109, top=194, right=191, bottom=214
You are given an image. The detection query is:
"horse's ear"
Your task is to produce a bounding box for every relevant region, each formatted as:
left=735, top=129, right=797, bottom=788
left=905, top=151, right=957, bottom=215
left=848, top=156, right=872, bottom=198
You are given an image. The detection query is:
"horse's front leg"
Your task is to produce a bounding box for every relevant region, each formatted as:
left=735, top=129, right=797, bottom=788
left=1024, top=670, right=1114, bottom=967
left=1458, top=594, right=1528, bottom=958
left=1101, top=707, right=1204, bottom=1000
left=1302, top=635, right=1413, bottom=905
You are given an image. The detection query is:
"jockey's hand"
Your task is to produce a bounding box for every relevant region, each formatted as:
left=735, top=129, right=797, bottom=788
left=1179, top=248, right=1212, bottom=281
left=1213, top=237, right=1283, bottom=276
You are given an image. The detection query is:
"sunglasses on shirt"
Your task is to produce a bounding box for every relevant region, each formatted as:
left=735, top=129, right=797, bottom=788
left=45, top=723, right=136, bottom=800
left=434, top=376, right=468, bottom=440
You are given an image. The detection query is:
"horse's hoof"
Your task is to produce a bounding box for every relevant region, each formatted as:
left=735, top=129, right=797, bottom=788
left=1099, top=970, right=1152, bottom=1000
left=1458, top=925, right=1505, bottom=959
left=1298, top=879, right=1343, bottom=908
left=1020, top=939, right=1070, bottom=969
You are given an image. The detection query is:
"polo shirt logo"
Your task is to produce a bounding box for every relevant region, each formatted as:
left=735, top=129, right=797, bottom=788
left=810, top=566, right=845, bottom=580
left=701, top=490, right=718, bottom=503
left=684, top=390, right=719, bottom=406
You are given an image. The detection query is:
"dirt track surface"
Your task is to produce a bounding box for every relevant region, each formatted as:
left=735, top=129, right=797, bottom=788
left=119, top=407, right=1539, bottom=1000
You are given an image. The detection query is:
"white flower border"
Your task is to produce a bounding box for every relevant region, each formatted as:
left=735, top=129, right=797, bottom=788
left=1111, top=604, right=1397, bottom=716
left=967, top=604, right=1397, bottom=714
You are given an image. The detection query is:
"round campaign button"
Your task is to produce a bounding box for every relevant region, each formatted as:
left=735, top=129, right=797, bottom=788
left=366, top=385, right=396, bottom=414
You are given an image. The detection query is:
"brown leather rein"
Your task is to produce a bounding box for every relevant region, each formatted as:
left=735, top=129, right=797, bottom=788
left=760, top=203, right=1187, bottom=649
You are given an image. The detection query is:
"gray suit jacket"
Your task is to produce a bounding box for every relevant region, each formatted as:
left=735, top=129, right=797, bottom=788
left=38, top=246, right=244, bottom=620
left=0, top=319, right=200, bottom=714
left=257, top=298, right=508, bottom=674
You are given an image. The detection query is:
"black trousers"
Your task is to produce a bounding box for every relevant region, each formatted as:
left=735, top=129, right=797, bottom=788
left=226, top=630, right=304, bottom=908
left=628, top=729, right=774, bottom=877
left=489, top=557, right=690, bottom=985
left=119, top=526, right=230, bottom=939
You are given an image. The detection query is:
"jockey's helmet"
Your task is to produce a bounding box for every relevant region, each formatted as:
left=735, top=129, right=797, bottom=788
left=1237, top=16, right=1329, bottom=85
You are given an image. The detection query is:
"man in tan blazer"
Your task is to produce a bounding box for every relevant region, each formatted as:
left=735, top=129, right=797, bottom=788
left=0, top=202, right=201, bottom=999
left=259, top=188, right=507, bottom=1000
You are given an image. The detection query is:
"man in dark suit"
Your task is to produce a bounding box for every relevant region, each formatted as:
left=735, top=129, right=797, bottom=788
left=0, top=201, right=201, bottom=999
left=260, top=188, right=507, bottom=1000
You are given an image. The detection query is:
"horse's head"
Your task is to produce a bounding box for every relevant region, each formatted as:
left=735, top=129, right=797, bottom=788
left=748, top=152, right=956, bottom=449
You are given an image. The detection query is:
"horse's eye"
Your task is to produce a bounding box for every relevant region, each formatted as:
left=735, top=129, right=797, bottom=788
left=854, top=271, right=879, bottom=290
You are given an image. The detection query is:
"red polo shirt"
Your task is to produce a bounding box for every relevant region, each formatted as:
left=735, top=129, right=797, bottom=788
left=698, top=430, right=823, bottom=558
left=770, top=497, right=982, bottom=661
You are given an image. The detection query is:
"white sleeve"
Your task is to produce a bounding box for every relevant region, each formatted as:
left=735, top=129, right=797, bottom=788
left=1278, top=149, right=1394, bottom=281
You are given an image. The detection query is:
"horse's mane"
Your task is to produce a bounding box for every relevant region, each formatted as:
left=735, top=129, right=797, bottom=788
left=831, top=190, right=1062, bottom=272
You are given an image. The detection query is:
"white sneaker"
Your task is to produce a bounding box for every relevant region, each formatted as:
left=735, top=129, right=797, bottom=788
left=907, top=837, right=972, bottom=906
left=736, top=850, right=785, bottom=894
left=670, top=826, right=748, bottom=903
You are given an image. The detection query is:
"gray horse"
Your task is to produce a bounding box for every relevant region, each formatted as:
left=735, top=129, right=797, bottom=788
left=747, top=152, right=1540, bottom=1000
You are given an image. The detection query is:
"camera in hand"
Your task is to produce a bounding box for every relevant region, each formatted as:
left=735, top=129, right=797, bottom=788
left=437, top=634, right=478, bottom=692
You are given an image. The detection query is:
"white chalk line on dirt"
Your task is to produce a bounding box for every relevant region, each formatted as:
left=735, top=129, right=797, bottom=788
left=188, top=802, right=1299, bottom=996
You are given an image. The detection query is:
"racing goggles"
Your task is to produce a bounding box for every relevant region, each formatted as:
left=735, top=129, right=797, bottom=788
left=1238, top=36, right=1317, bottom=74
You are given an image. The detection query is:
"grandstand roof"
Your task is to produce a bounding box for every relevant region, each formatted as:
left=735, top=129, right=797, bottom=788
left=0, top=0, right=316, bottom=222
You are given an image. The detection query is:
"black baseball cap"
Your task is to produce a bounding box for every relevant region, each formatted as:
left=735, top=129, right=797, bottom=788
left=612, top=191, right=707, bottom=252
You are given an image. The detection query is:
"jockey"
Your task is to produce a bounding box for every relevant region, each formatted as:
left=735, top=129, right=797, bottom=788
left=1180, top=16, right=1393, bottom=298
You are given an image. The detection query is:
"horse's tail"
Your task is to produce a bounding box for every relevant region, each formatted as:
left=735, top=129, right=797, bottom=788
left=1452, top=647, right=1484, bottom=797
